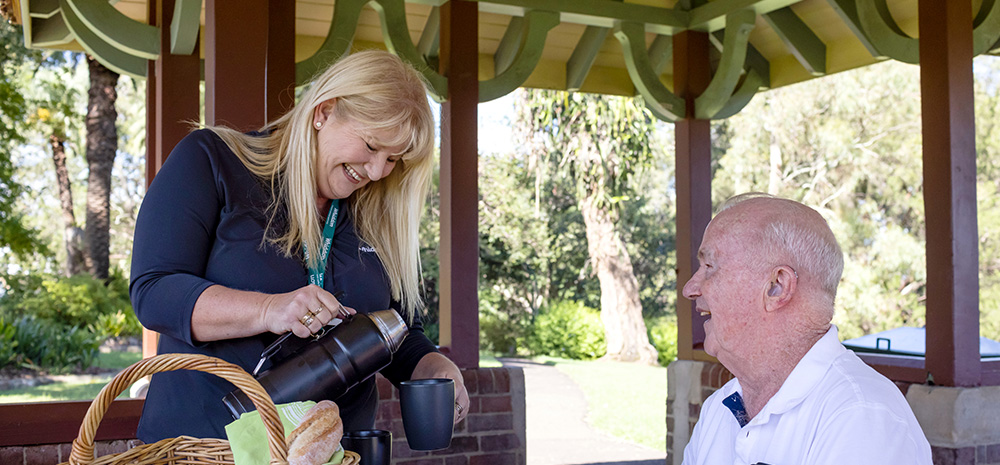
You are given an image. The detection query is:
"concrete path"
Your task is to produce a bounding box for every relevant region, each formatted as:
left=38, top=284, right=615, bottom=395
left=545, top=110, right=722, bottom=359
left=499, top=358, right=665, bottom=465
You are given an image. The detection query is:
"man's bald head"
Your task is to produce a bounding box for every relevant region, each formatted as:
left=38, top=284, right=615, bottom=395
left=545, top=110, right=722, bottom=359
left=716, top=193, right=844, bottom=307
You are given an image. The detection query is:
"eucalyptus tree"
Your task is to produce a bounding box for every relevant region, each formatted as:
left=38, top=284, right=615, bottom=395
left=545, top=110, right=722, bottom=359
left=0, top=19, right=46, bottom=259
left=513, top=90, right=659, bottom=364
left=26, top=63, right=88, bottom=276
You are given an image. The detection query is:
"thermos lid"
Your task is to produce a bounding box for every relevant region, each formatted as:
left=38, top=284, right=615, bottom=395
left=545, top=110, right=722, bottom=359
left=368, top=309, right=407, bottom=352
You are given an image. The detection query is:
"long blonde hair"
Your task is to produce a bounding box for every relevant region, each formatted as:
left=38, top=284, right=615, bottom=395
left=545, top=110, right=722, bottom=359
left=209, top=50, right=435, bottom=319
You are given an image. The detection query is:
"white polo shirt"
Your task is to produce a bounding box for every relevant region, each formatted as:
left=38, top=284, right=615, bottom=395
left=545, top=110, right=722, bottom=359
left=682, top=326, right=932, bottom=465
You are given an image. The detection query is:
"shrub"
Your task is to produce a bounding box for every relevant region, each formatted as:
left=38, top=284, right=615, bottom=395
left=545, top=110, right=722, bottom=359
left=1, top=270, right=139, bottom=339
left=0, top=316, right=100, bottom=373
left=526, top=300, right=606, bottom=360
left=646, top=316, right=678, bottom=366
left=479, top=290, right=531, bottom=356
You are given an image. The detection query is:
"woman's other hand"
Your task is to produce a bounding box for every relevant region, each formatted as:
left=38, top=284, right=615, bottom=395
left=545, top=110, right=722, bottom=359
left=411, top=352, right=470, bottom=424
left=260, top=285, right=356, bottom=338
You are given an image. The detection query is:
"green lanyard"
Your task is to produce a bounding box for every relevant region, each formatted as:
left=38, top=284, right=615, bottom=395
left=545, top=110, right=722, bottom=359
left=303, top=199, right=339, bottom=287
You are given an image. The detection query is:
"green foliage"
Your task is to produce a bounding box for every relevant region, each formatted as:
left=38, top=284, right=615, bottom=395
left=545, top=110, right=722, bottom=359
left=713, top=60, right=929, bottom=338
left=0, top=20, right=47, bottom=258
left=0, top=316, right=100, bottom=373
left=479, top=287, right=531, bottom=356
left=646, top=316, right=678, bottom=366
left=525, top=300, right=606, bottom=359
left=0, top=270, right=139, bottom=339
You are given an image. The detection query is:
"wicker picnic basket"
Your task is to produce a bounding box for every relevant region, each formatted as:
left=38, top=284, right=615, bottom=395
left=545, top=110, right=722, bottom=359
left=59, top=352, right=360, bottom=465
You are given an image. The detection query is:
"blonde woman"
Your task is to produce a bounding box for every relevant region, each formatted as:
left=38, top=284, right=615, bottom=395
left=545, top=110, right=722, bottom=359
left=130, top=51, right=468, bottom=441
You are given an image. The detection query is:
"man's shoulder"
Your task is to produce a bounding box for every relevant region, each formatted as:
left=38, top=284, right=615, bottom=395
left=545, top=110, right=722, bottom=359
left=815, top=349, right=913, bottom=413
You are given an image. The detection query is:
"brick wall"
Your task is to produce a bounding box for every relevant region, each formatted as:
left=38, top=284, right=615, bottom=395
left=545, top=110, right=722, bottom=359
left=375, top=367, right=527, bottom=465
left=0, top=439, right=140, bottom=465
left=0, top=367, right=526, bottom=465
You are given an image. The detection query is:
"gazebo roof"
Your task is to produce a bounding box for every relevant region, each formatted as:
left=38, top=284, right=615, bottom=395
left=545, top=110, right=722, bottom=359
left=14, top=0, right=991, bottom=120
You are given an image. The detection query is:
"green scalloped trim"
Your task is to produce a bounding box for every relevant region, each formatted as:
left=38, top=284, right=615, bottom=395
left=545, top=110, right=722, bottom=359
left=695, top=9, right=755, bottom=119
left=613, top=21, right=685, bottom=122
left=371, top=0, right=448, bottom=102
left=63, top=0, right=159, bottom=59
left=59, top=0, right=146, bottom=77
left=857, top=0, right=918, bottom=64
left=295, top=0, right=367, bottom=85
left=170, top=0, right=201, bottom=55
left=974, top=0, right=1000, bottom=55
left=479, top=9, right=559, bottom=102
left=710, top=68, right=763, bottom=120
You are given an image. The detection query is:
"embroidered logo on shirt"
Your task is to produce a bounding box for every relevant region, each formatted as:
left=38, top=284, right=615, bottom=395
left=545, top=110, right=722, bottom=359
left=723, top=392, right=750, bottom=427
left=360, top=245, right=376, bottom=253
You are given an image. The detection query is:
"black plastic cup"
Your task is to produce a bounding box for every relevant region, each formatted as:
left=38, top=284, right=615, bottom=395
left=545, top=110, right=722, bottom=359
left=399, top=378, right=455, bottom=450
left=341, top=429, right=392, bottom=465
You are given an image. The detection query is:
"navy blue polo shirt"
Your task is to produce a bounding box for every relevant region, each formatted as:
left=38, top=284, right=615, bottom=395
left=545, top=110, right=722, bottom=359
left=130, top=129, right=437, bottom=442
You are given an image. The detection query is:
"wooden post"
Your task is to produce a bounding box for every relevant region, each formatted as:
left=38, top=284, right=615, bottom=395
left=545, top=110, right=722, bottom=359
left=438, top=0, right=480, bottom=369
left=143, top=0, right=201, bottom=359
left=267, top=0, right=296, bottom=121
left=673, top=30, right=713, bottom=360
left=919, top=0, right=980, bottom=387
left=205, top=0, right=268, bottom=130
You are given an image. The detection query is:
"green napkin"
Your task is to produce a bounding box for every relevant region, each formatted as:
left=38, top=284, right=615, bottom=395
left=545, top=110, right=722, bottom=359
left=225, top=401, right=345, bottom=465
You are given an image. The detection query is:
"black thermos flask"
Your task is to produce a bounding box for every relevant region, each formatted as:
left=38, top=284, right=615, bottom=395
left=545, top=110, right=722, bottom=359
left=222, top=309, right=408, bottom=419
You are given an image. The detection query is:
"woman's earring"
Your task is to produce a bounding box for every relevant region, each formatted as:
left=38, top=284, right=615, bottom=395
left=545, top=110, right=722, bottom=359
left=315, top=121, right=323, bottom=129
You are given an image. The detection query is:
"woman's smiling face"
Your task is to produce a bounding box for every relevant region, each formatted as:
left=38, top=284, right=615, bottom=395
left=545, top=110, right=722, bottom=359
left=313, top=100, right=407, bottom=201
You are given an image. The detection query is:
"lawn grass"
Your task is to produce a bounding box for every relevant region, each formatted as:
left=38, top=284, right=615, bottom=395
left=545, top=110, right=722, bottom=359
left=541, top=356, right=667, bottom=452
left=0, top=351, right=503, bottom=404
left=0, top=351, right=142, bottom=403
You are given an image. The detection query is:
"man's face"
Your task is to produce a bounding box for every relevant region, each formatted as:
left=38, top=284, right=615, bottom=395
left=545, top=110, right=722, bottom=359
left=682, top=209, right=766, bottom=364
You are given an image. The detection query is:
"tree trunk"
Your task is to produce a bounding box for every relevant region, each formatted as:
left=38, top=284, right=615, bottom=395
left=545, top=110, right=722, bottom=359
left=84, top=56, right=119, bottom=280
left=49, top=132, right=87, bottom=276
left=579, top=195, right=659, bottom=365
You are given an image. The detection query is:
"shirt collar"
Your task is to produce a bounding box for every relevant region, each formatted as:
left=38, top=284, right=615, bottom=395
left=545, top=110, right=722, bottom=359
left=753, top=325, right=845, bottom=419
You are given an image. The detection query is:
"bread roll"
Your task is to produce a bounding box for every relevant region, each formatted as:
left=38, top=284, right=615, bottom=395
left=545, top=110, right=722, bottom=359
left=287, top=400, right=344, bottom=465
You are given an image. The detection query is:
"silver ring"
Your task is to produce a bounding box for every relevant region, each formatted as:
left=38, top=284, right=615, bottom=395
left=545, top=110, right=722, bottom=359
left=455, top=402, right=464, bottom=415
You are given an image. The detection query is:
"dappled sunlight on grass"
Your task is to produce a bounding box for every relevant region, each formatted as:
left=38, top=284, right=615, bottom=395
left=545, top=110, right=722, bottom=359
left=545, top=356, right=667, bottom=452
left=0, top=376, right=120, bottom=403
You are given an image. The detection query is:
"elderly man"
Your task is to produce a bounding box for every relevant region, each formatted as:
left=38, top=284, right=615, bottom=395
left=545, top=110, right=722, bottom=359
left=681, top=193, right=931, bottom=464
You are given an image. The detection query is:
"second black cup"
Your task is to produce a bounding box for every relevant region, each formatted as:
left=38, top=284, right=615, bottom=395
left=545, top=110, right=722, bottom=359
left=399, top=378, right=455, bottom=450
left=341, top=429, right=391, bottom=465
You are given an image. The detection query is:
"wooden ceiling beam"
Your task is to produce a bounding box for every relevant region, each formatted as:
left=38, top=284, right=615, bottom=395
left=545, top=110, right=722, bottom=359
left=480, top=9, right=558, bottom=102
left=647, top=34, right=672, bottom=75
left=494, top=15, right=524, bottom=75
left=566, top=25, right=609, bottom=91
left=710, top=30, right=770, bottom=89
left=688, top=0, right=798, bottom=32
left=763, top=6, right=825, bottom=76
left=825, top=0, right=879, bottom=58
left=417, top=5, right=440, bottom=59
left=473, top=0, right=687, bottom=35
left=30, top=12, right=72, bottom=47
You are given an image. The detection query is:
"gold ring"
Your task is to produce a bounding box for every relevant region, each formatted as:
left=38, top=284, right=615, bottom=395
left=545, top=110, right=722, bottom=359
left=301, top=314, right=315, bottom=326
left=313, top=306, right=324, bottom=316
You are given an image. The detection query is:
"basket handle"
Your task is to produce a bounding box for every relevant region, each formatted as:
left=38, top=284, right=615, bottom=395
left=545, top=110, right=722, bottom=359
left=69, top=353, right=288, bottom=465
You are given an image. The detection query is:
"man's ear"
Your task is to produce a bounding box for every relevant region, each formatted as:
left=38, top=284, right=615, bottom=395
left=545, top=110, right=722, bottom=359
left=763, top=265, right=797, bottom=312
